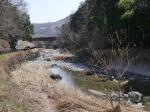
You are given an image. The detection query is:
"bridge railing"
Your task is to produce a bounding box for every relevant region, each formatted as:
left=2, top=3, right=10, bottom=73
left=0, top=47, right=35, bottom=55
left=0, top=48, right=15, bottom=55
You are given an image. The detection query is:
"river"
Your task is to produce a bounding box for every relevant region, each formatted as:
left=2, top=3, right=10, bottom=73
left=36, top=49, right=89, bottom=88
left=35, top=49, right=150, bottom=96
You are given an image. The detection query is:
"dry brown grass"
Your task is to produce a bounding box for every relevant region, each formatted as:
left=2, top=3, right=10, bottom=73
left=0, top=49, right=40, bottom=112
left=51, top=55, right=71, bottom=61
left=48, top=85, right=111, bottom=112
left=10, top=61, right=146, bottom=112
left=0, top=49, right=39, bottom=80
left=12, top=62, right=53, bottom=91
left=48, top=84, right=145, bottom=112
left=50, top=52, right=73, bottom=61
left=11, top=62, right=54, bottom=112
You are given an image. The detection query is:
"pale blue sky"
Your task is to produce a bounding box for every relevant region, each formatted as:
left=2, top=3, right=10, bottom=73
left=25, top=0, right=85, bottom=23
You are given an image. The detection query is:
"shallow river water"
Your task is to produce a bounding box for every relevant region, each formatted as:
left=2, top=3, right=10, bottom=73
left=36, top=49, right=150, bottom=96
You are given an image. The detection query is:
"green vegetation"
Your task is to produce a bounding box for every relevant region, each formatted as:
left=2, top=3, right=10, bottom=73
left=143, top=96, right=150, bottom=111
left=74, top=74, right=119, bottom=92
left=144, top=104, right=150, bottom=111
left=58, top=0, right=150, bottom=61
left=64, top=69, right=120, bottom=92
left=0, top=52, right=18, bottom=61
left=0, top=0, right=33, bottom=50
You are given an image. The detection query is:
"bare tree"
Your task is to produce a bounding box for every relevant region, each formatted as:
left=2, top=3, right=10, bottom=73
left=0, top=0, right=33, bottom=49
left=90, top=30, right=135, bottom=109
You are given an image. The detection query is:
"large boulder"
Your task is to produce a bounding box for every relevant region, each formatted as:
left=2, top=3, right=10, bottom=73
left=127, top=91, right=143, bottom=104
left=16, top=40, right=35, bottom=50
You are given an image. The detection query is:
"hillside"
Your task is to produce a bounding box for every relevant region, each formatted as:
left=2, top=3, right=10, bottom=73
left=1, top=0, right=150, bottom=111
left=33, top=16, right=70, bottom=38
left=58, top=0, right=150, bottom=58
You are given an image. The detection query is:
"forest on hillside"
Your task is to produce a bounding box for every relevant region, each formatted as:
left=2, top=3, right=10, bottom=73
left=58, top=0, right=150, bottom=62
left=0, top=1, right=150, bottom=111
left=0, top=0, right=33, bottom=50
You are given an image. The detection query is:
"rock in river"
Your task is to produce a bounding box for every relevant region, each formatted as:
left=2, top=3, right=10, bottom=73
left=50, top=74, right=62, bottom=80
left=51, top=64, right=58, bottom=68
left=46, top=58, right=51, bottom=61
left=127, top=91, right=143, bottom=104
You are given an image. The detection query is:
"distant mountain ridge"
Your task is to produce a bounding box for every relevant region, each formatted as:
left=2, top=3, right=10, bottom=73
left=33, top=16, right=70, bottom=38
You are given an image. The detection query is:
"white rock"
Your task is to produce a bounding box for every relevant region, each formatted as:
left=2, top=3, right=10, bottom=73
left=88, top=89, right=106, bottom=97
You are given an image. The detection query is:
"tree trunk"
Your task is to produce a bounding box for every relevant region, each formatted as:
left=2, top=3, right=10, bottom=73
left=8, top=34, right=17, bottom=50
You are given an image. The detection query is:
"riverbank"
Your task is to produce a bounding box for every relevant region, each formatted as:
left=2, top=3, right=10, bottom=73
left=37, top=49, right=146, bottom=111
left=0, top=49, right=40, bottom=112
left=44, top=49, right=150, bottom=112
left=10, top=59, right=143, bottom=112
left=0, top=48, right=146, bottom=112
left=11, top=61, right=111, bottom=112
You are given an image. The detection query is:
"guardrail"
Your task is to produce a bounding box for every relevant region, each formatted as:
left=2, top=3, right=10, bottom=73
left=0, top=47, right=35, bottom=55
left=0, top=48, right=16, bottom=55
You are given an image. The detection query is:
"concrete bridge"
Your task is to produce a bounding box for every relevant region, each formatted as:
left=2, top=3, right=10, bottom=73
left=32, top=37, right=57, bottom=48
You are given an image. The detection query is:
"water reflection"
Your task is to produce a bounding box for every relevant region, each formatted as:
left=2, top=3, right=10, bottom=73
left=50, top=67, right=75, bottom=88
